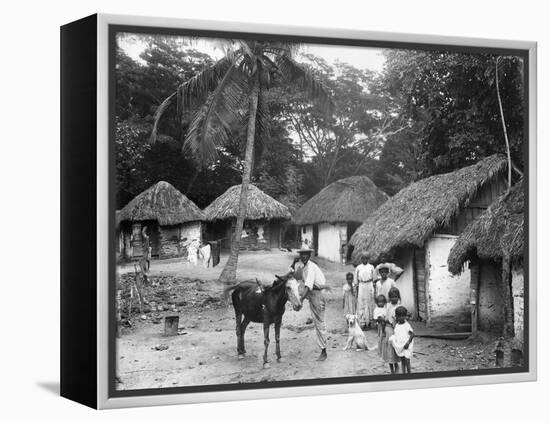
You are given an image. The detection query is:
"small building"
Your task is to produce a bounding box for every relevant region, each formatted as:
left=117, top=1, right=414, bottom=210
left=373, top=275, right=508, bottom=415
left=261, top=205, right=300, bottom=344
left=118, top=181, right=205, bottom=259
left=448, top=180, right=524, bottom=339
left=203, top=184, right=291, bottom=251
left=349, top=154, right=508, bottom=330
left=293, top=176, right=388, bottom=262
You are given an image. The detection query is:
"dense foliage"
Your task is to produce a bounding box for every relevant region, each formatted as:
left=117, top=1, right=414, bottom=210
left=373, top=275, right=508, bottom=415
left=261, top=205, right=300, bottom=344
left=115, top=37, right=525, bottom=208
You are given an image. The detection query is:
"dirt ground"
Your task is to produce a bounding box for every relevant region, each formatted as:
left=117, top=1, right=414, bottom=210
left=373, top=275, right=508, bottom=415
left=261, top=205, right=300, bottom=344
left=116, top=251, right=499, bottom=391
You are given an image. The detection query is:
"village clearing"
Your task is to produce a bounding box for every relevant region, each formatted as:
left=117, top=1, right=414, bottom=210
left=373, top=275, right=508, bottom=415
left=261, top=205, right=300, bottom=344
left=116, top=251, right=498, bottom=390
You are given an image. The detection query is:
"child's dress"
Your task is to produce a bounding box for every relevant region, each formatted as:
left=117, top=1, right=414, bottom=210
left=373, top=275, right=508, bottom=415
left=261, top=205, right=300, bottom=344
left=390, top=321, right=414, bottom=359
left=343, top=283, right=356, bottom=316
left=380, top=303, right=400, bottom=364
left=373, top=305, right=387, bottom=351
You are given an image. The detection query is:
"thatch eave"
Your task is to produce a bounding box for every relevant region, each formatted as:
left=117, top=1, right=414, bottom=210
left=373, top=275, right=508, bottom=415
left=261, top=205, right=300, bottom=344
left=118, top=181, right=205, bottom=227
left=448, top=180, right=524, bottom=275
left=349, top=154, right=508, bottom=263
left=203, top=184, right=291, bottom=222
left=293, top=176, right=389, bottom=226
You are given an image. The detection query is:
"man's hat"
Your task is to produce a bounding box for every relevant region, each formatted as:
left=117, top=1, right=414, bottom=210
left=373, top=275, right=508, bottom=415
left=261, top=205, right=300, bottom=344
left=376, top=262, right=391, bottom=271
left=297, top=247, right=314, bottom=254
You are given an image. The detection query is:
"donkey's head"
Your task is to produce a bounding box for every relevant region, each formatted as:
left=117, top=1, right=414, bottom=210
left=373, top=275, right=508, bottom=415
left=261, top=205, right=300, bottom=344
left=274, top=273, right=303, bottom=311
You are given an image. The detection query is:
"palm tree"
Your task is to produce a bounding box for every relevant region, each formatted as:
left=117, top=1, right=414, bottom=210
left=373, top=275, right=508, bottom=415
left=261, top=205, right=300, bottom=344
left=150, top=40, right=333, bottom=282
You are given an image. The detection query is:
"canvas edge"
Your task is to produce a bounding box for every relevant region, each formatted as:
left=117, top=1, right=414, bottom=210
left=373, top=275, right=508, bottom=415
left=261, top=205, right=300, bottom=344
left=95, top=13, right=538, bottom=409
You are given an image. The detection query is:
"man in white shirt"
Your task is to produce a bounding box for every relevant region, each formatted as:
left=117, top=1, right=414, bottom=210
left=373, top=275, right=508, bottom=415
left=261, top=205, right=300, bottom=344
left=354, top=254, right=375, bottom=329
left=290, top=248, right=328, bottom=361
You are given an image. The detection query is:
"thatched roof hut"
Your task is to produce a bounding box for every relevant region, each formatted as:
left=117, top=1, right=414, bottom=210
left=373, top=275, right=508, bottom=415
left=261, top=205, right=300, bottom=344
left=448, top=180, right=524, bottom=275
left=293, top=176, right=388, bottom=225
left=203, top=184, right=290, bottom=251
left=118, top=181, right=204, bottom=226
left=349, top=154, right=508, bottom=263
left=203, top=184, right=291, bottom=222
left=117, top=182, right=205, bottom=259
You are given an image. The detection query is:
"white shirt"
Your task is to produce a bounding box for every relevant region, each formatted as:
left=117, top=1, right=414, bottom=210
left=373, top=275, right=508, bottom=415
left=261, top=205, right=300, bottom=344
left=302, top=260, right=326, bottom=290
left=354, top=263, right=374, bottom=285
left=376, top=278, right=397, bottom=300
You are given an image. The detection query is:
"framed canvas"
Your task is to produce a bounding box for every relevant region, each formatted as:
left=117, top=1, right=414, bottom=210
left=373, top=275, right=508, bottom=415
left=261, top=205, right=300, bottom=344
left=60, top=13, right=537, bottom=409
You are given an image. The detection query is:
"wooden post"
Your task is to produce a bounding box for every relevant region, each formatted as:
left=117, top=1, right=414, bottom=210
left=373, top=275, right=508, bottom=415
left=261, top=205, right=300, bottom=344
left=501, top=254, right=515, bottom=337
left=116, top=288, right=122, bottom=337
left=470, top=259, right=480, bottom=335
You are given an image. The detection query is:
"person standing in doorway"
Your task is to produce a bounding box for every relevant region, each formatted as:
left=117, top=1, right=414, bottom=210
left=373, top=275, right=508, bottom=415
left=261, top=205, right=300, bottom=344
left=290, top=248, right=328, bottom=361
left=354, top=254, right=375, bottom=330
left=141, top=226, right=151, bottom=272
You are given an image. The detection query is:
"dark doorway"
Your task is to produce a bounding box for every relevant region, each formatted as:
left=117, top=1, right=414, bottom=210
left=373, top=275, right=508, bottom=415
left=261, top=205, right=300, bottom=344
left=312, top=224, right=319, bottom=256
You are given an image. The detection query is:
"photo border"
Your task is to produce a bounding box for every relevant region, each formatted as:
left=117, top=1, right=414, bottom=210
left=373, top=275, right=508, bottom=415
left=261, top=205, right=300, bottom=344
left=97, top=14, right=537, bottom=409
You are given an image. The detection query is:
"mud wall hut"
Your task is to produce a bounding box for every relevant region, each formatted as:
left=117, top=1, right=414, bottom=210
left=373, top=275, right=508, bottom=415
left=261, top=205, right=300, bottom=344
left=349, top=154, right=509, bottom=329
left=203, top=184, right=291, bottom=251
left=118, top=181, right=205, bottom=260
left=448, top=181, right=524, bottom=339
left=293, top=176, right=389, bottom=262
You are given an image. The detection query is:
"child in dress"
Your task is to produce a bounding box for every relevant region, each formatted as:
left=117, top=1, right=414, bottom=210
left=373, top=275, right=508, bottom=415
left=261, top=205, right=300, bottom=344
left=380, top=287, right=401, bottom=373
left=342, top=272, right=356, bottom=317
left=373, top=294, right=387, bottom=351
left=390, top=306, right=414, bottom=373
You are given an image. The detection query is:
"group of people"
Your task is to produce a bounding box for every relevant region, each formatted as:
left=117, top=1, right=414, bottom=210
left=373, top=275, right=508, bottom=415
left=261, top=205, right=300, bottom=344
left=288, top=247, right=414, bottom=374
left=343, top=255, right=414, bottom=374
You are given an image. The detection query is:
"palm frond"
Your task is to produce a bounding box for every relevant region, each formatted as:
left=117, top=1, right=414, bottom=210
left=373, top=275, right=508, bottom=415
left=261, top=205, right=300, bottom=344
left=184, top=66, right=249, bottom=164
left=149, top=56, right=234, bottom=143
left=276, top=54, right=334, bottom=114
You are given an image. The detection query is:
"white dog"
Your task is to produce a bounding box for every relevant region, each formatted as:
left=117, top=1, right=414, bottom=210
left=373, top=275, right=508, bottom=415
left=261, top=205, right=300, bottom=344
left=343, top=314, right=377, bottom=351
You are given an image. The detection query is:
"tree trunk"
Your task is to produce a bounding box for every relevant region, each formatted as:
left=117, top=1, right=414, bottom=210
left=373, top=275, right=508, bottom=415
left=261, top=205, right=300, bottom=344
left=501, top=254, right=515, bottom=337
left=218, top=77, right=260, bottom=283
left=495, top=57, right=512, bottom=190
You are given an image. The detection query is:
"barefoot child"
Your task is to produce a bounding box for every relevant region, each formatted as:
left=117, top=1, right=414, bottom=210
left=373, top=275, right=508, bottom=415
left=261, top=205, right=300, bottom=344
left=342, top=272, right=356, bottom=317
left=390, top=306, right=414, bottom=373
left=380, top=287, right=401, bottom=374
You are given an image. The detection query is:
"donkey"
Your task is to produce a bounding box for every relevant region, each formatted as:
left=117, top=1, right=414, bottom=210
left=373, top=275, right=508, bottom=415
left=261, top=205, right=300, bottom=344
left=225, top=274, right=303, bottom=368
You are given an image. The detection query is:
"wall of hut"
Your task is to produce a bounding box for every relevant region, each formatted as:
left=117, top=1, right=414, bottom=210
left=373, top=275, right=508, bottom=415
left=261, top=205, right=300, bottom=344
left=317, top=223, right=347, bottom=262
left=425, top=235, right=471, bottom=327
left=120, top=221, right=202, bottom=259
left=206, top=219, right=281, bottom=251
left=159, top=221, right=202, bottom=258
left=512, top=265, right=524, bottom=341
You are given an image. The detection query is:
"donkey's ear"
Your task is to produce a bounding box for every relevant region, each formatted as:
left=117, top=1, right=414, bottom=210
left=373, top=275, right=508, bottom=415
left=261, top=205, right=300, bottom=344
left=275, top=274, right=283, bottom=281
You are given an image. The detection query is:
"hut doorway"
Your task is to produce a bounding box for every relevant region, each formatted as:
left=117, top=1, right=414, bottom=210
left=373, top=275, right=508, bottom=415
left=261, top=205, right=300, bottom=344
left=312, top=224, right=319, bottom=256
left=269, top=222, right=281, bottom=249
left=147, top=223, right=160, bottom=258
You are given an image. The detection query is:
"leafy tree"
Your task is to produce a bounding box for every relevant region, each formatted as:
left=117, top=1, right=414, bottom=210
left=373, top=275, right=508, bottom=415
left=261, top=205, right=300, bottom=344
left=378, top=50, right=524, bottom=181
left=151, top=41, right=332, bottom=282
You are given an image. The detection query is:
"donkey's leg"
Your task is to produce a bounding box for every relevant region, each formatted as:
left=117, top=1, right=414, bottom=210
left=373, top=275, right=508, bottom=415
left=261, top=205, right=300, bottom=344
left=275, top=319, right=282, bottom=362
left=263, top=321, right=271, bottom=369
left=235, top=308, right=244, bottom=358
left=240, top=317, right=250, bottom=355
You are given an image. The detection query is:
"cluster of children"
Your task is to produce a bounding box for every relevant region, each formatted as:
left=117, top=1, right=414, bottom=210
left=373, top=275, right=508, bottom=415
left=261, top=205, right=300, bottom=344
left=342, top=270, right=414, bottom=374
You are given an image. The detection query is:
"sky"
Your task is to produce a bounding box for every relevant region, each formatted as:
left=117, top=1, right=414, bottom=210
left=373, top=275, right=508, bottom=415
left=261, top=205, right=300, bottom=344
left=118, top=33, right=386, bottom=73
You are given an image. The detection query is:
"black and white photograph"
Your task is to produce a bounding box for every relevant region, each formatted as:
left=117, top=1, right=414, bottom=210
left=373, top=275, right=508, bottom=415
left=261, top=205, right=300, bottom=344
left=112, top=28, right=528, bottom=393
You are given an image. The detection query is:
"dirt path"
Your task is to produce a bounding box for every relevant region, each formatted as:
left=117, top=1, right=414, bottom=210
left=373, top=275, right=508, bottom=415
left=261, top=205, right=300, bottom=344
left=116, top=253, right=498, bottom=391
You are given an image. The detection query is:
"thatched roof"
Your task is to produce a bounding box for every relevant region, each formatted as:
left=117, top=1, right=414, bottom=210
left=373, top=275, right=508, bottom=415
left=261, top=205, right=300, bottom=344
left=448, top=180, right=524, bottom=274
left=293, top=176, right=389, bottom=225
left=203, top=184, right=291, bottom=222
left=349, top=154, right=508, bottom=262
left=118, top=181, right=204, bottom=226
